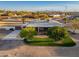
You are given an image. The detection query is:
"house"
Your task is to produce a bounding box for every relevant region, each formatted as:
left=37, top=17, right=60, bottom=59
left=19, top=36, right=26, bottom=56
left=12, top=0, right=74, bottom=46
left=21, top=19, right=63, bottom=35
left=0, top=18, right=64, bottom=33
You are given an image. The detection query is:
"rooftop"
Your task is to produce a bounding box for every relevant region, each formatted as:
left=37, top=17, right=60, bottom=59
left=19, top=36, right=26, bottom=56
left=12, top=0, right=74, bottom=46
left=22, top=19, right=63, bottom=27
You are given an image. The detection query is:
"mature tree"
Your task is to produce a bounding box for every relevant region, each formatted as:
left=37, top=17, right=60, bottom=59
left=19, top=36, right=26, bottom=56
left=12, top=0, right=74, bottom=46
left=70, top=19, right=79, bottom=33
left=20, top=27, right=37, bottom=39
left=47, top=26, right=69, bottom=41
left=0, top=10, right=4, bottom=13
left=63, top=17, right=68, bottom=24
left=66, top=19, right=79, bottom=33
left=8, top=12, right=15, bottom=16
left=34, top=14, right=39, bottom=19
left=21, top=18, right=26, bottom=24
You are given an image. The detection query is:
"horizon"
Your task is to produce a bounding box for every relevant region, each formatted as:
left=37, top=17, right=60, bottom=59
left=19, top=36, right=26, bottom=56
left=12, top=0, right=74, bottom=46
left=0, top=1, right=79, bottom=12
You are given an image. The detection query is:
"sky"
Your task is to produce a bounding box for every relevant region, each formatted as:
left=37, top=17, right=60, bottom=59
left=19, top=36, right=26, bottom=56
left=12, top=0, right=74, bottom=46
left=0, top=1, right=79, bottom=11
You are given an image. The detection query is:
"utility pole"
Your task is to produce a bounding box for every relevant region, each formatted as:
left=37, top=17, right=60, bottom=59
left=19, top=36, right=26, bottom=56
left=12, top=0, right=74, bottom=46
left=64, top=5, right=67, bottom=16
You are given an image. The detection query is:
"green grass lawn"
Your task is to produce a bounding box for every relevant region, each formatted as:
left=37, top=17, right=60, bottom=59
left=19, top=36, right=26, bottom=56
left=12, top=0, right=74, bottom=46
left=24, top=37, right=76, bottom=46
left=62, top=37, right=76, bottom=46
left=29, top=38, right=54, bottom=42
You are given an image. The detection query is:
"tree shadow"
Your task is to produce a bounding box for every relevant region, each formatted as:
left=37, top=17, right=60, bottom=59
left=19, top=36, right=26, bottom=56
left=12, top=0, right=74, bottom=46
left=0, top=39, right=24, bottom=51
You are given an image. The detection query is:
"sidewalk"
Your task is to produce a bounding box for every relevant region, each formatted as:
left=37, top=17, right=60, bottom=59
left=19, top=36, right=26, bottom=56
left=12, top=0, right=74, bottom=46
left=2, top=30, right=21, bottom=40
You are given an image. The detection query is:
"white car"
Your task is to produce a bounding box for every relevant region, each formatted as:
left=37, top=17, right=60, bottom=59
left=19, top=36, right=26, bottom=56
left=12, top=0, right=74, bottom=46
left=0, top=27, right=15, bottom=30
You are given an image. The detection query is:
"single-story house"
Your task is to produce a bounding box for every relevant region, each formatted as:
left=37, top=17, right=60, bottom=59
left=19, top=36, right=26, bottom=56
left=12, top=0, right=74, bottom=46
left=21, top=19, right=64, bottom=35
left=0, top=19, right=64, bottom=33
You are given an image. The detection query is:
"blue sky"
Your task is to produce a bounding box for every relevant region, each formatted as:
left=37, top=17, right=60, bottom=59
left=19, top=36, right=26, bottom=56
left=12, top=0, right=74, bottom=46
left=0, top=1, right=79, bottom=11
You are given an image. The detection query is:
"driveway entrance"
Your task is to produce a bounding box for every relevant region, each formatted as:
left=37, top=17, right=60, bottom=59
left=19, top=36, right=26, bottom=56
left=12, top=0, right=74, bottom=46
left=2, top=30, right=21, bottom=40
left=0, top=29, right=12, bottom=39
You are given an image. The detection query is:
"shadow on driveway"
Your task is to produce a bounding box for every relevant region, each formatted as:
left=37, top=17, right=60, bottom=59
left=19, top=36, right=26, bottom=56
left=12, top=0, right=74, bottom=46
left=0, top=39, right=24, bottom=51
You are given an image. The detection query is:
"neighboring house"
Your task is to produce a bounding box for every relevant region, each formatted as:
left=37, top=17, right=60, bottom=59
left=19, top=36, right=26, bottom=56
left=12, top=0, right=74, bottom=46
left=53, top=14, right=61, bottom=18
left=49, top=14, right=61, bottom=17
left=22, top=15, right=35, bottom=18
left=0, top=16, right=9, bottom=20
left=0, top=18, right=22, bottom=30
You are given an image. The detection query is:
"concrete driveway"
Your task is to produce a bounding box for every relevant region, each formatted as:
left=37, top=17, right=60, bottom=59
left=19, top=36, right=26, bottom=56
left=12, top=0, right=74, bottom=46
left=0, top=30, right=12, bottom=39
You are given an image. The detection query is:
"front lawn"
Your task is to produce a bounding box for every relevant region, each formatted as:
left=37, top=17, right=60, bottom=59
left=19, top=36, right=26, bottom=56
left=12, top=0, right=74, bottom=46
left=28, top=38, right=54, bottom=42
left=24, top=37, right=76, bottom=46
left=24, top=38, right=54, bottom=46
left=20, top=27, right=76, bottom=47
left=62, top=37, right=76, bottom=46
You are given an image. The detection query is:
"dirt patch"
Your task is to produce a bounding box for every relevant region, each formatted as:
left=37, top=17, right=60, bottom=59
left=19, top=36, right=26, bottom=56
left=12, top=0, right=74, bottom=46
left=33, top=35, right=48, bottom=38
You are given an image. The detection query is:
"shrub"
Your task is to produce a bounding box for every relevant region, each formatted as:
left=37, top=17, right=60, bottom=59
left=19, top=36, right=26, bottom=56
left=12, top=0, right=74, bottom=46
left=20, top=27, right=37, bottom=39
left=23, top=38, right=30, bottom=43
left=47, top=26, right=69, bottom=41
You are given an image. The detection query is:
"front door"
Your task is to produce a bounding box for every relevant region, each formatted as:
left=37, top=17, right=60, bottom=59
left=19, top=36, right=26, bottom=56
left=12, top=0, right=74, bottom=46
left=36, top=27, right=48, bottom=35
